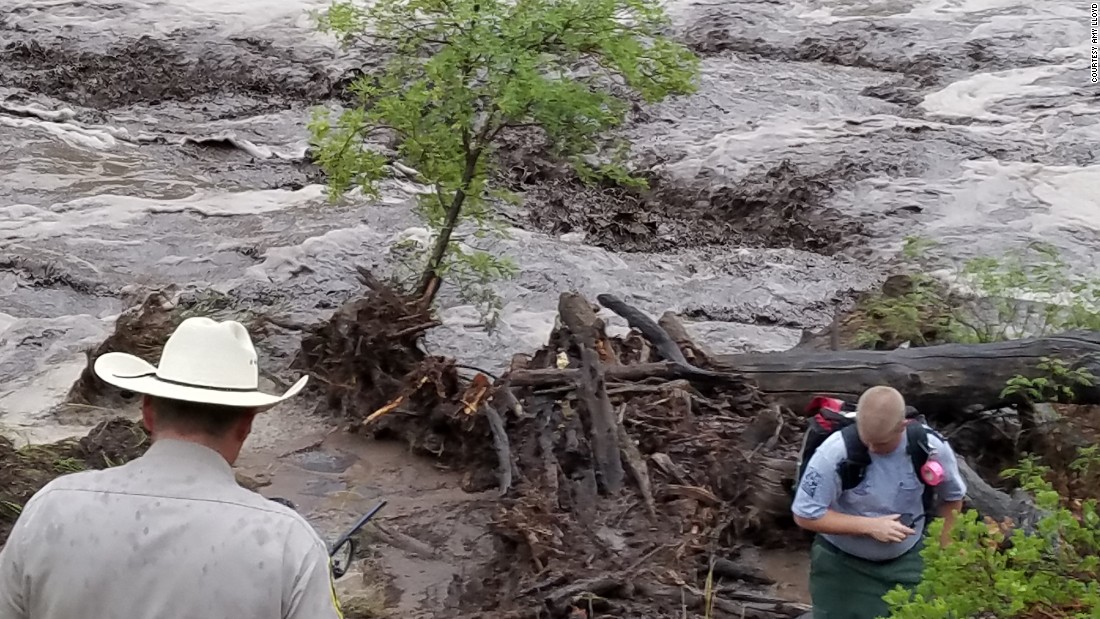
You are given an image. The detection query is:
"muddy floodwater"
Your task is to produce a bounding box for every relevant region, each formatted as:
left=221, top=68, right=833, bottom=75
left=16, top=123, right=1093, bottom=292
left=0, top=0, right=1096, bottom=613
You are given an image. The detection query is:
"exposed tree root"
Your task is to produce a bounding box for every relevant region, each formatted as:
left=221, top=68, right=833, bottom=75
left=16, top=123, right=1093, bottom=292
left=296, top=277, right=810, bottom=618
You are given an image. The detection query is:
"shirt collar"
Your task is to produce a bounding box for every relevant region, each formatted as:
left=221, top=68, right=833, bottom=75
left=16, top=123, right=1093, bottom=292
left=142, top=438, right=236, bottom=481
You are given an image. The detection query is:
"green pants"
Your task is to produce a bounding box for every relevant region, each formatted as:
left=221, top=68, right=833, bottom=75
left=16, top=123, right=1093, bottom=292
left=808, top=537, right=925, bottom=619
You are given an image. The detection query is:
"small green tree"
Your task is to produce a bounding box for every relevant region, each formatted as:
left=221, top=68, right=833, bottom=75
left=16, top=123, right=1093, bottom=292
left=310, top=0, right=700, bottom=306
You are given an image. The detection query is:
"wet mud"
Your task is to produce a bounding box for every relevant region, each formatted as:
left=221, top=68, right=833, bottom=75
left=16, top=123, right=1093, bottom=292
left=0, top=35, right=337, bottom=110
left=519, top=159, right=868, bottom=255
left=678, top=4, right=1057, bottom=87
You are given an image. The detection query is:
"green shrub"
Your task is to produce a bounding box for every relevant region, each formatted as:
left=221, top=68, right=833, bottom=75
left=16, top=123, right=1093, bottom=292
left=885, top=449, right=1100, bottom=619
left=855, top=239, right=1100, bottom=349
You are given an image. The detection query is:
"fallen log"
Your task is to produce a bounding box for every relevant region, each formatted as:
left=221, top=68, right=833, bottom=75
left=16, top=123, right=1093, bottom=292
left=659, top=311, right=715, bottom=366
left=957, top=457, right=1046, bottom=533
left=509, top=360, right=722, bottom=387
left=596, top=293, right=734, bottom=383
left=482, top=403, right=515, bottom=496
left=712, top=330, right=1100, bottom=420
left=641, top=581, right=810, bottom=619
left=510, top=316, right=1100, bottom=421
left=597, top=294, right=690, bottom=366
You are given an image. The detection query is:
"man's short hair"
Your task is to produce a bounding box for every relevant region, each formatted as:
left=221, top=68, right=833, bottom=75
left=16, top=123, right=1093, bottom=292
left=149, top=397, right=253, bottom=436
left=856, top=386, right=906, bottom=443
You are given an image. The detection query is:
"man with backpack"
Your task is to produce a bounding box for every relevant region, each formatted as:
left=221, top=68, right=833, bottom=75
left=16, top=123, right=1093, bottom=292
left=791, top=386, right=966, bottom=619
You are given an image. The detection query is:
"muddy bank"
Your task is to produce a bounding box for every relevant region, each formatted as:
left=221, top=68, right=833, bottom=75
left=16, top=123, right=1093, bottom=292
left=0, top=36, right=336, bottom=109
left=516, top=158, right=867, bottom=255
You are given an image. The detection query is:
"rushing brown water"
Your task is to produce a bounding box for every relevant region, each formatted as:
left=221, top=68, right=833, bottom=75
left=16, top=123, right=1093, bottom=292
left=0, top=0, right=1096, bottom=611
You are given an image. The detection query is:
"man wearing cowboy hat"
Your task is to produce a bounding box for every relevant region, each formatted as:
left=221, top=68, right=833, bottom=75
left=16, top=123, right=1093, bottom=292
left=0, top=317, right=344, bottom=619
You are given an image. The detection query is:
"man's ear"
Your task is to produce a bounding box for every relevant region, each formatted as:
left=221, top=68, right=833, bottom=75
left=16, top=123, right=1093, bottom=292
left=141, top=395, right=156, bottom=434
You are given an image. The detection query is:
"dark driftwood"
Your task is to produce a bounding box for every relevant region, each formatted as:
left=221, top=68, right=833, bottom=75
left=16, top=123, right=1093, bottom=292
left=659, top=311, right=714, bottom=366
left=597, top=294, right=689, bottom=365
left=510, top=361, right=722, bottom=387
left=482, top=404, right=514, bottom=496
left=579, top=345, right=625, bottom=494
left=544, top=576, right=625, bottom=614
left=536, top=403, right=560, bottom=506
left=596, top=294, right=733, bottom=382
left=618, top=420, right=657, bottom=517
left=642, top=582, right=810, bottom=619
left=560, top=292, right=604, bottom=350
left=559, top=293, right=625, bottom=494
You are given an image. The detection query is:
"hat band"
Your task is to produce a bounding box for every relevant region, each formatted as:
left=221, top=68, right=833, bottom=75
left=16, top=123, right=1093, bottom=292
left=116, top=372, right=260, bottom=393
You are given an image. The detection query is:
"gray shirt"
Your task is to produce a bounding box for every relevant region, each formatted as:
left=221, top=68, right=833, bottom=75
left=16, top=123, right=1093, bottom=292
left=791, top=427, right=967, bottom=561
left=0, top=439, right=344, bottom=619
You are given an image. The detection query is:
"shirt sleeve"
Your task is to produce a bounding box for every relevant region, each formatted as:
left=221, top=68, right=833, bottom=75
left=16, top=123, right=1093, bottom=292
left=930, top=434, right=968, bottom=502
left=284, top=534, right=344, bottom=619
left=791, top=439, right=842, bottom=520
left=0, top=505, right=30, bottom=618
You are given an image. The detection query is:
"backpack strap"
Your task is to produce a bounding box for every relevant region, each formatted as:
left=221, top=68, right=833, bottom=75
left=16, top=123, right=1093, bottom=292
left=905, top=423, right=937, bottom=526
left=837, top=424, right=871, bottom=490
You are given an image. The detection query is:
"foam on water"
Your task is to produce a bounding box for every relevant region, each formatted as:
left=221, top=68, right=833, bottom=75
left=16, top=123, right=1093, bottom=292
left=5, top=0, right=337, bottom=41
left=0, top=116, right=127, bottom=150
left=0, top=314, right=114, bottom=442
left=920, top=66, right=1080, bottom=121
left=1, top=186, right=327, bottom=241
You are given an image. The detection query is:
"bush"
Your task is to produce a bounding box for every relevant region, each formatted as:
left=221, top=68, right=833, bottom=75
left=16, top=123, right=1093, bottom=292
left=885, top=448, right=1100, bottom=618
left=854, top=239, right=1100, bottom=349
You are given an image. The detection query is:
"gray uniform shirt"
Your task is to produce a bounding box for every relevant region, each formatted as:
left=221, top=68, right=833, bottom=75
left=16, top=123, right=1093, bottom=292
left=791, top=428, right=967, bottom=561
left=0, top=439, right=344, bottom=619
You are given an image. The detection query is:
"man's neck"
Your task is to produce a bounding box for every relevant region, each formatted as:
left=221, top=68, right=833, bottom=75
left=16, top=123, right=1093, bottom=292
left=152, top=431, right=236, bottom=465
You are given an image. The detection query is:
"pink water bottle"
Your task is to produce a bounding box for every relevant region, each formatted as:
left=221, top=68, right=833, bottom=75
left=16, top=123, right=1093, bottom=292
left=921, top=460, right=944, bottom=486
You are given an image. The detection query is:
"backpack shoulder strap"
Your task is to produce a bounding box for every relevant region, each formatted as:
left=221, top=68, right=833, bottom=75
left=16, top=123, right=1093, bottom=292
left=906, top=423, right=930, bottom=463
left=905, top=423, right=937, bottom=522
left=837, top=424, right=871, bottom=491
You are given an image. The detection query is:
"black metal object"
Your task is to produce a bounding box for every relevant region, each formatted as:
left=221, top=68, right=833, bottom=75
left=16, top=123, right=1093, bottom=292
left=269, top=497, right=296, bottom=510
left=328, top=500, right=388, bottom=579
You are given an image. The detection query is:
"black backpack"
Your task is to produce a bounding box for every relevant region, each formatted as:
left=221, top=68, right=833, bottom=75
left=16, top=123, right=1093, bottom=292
left=795, top=396, right=941, bottom=527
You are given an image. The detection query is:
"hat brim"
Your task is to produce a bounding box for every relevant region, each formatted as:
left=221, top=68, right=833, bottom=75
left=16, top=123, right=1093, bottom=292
left=93, top=352, right=308, bottom=410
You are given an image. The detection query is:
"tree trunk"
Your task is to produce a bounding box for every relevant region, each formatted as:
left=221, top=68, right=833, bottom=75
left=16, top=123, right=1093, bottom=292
left=415, top=150, right=481, bottom=306
left=509, top=330, right=1100, bottom=421
left=709, top=330, right=1100, bottom=420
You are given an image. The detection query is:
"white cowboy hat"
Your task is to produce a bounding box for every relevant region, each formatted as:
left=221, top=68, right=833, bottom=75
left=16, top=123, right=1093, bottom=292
left=93, top=316, right=308, bottom=409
